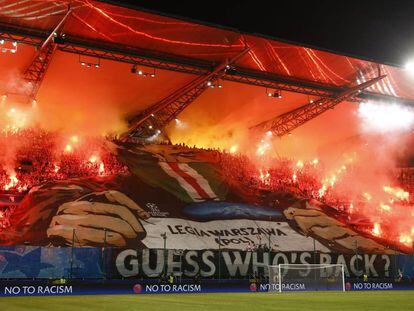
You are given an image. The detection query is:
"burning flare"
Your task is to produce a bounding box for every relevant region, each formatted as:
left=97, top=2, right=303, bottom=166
left=383, top=186, right=409, bottom=201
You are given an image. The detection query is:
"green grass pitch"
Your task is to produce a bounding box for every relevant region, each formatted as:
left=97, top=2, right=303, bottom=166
left=2, top=291, right=414, bottom=311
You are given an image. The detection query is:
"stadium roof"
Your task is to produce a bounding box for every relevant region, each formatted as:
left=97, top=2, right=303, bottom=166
left=0, top=0, right=413, bottom=103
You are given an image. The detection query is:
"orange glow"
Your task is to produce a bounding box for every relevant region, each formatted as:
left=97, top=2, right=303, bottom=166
left=383, top=186, right=409, bottom=201
left=64, top=144, right=73, bottom=153
left=372, top=223, right=381, bottom=236
left=256, top=140, right=270, bottom=156
left=0, top=32, right=412, bottom=252
left=89, top=155, right=99, bottom=163
left=99, top=162, right=105, bottom=175
left=349, top=203, right=354, bottom=214
left=2, top=107, right=28, bottom=133
left=379, top=203, right=391, bottom=212
left=363, top=192, right=372, bottom=201
left=310, top=158, right=319, bottom=166
left=0, top=95, right=6, bottom=106
left=400, top=234, right=413, bottom=246
left=229, top=145, right=238, bottom=154
left=70, top=135, right=80, bottom=144
left=318, top=184, right=327, bottom=198
left=4, top=172, right=18, bottom=191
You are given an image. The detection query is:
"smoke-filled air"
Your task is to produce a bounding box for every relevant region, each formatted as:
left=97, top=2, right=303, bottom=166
left=0, top=44, right=414, bottom=252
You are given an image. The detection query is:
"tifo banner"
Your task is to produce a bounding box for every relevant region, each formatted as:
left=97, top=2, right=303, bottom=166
left=140, top=218, right=328, bottom=251
left=0, top=246, right=408, bottom=279
left=110, top=249, right=395, bottom=279
left=0, top=144, right=393, bottom=254
left=0, top=145, right=402, bottom=254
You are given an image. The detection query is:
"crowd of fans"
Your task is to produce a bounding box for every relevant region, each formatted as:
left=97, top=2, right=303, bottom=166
left=216, top=151, right=329, bottom=202
left=0, top=128, right=129, bottom=228
left=217, top=150, right=413, bottom=208
left=0, top=128, right=129, bottom=191
left=212, top=147, right=414, bottom=249
left=0, top=133, right=413, bottom=247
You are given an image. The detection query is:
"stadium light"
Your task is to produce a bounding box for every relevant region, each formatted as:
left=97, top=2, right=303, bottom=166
left=146, top=129, right=162, bottom=141
left=79, top=55, right=100, bottom=69
left=131, top=65, right=156, bottom=77
left=53, top=33, right=66, bottom=44
left=358, top=100, right=414, bottom=133
left=224, top=64, right=236, bottom=73
left=207, top=80, right=223, bottom=89
left=174, top=118, right=187, bottom=129
left=405, top=60, right=414, bottom=74
left=308, top=95, right=314, bottom=104
left=266, top=88, right=282, bottom=99
left=0, top=39, right=18, bottom=54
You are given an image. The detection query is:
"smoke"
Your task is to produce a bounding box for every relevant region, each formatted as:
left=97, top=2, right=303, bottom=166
left=0, top=69, right=32, bottom=96
left=0, top=68, right=99, bottom=135
left=357, top=101, right=414, bottom=134
left=1, top=45, right=414, bottom=243
left=168, top=88, right=414, bottom=246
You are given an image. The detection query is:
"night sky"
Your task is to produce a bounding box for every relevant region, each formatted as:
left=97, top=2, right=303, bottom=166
left=104, top=0, right=414, bottom=67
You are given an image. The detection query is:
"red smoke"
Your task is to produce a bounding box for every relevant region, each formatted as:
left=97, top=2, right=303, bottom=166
left=0, top=42, right=413, bottom=251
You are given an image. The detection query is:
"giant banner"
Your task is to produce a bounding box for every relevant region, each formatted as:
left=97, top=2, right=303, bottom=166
left=110, top=249, right=395, bottom=279
left=0, top=246, right=409, bottom=279
left=141, top=218, right=328, bottom=251
left=0, top=144, right=398, bottom=254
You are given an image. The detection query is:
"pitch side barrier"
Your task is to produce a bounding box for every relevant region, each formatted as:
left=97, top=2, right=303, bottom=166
left=1, top=278, right=414, bottom=297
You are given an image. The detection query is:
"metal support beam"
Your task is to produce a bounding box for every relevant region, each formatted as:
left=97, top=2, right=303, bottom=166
left=23, top=9, right=72, bottom=101
left=223, top=67, right=339, bottom=98
left=58, top=44, right=340, bottom=99
left=0, top=23, right=412, bottom=106
left=24, top=44, right=56, bottom=100
left=127, top=79, right=209, bottom=139
left=127, top=48, right=249, bottom=139
left=251, top=75, right=386, bottom=137
left=58, top=44, right=209, bottom=76
left=53, top=42, right=414, bottom=106
left=0, top=31, right=41, bottom=46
